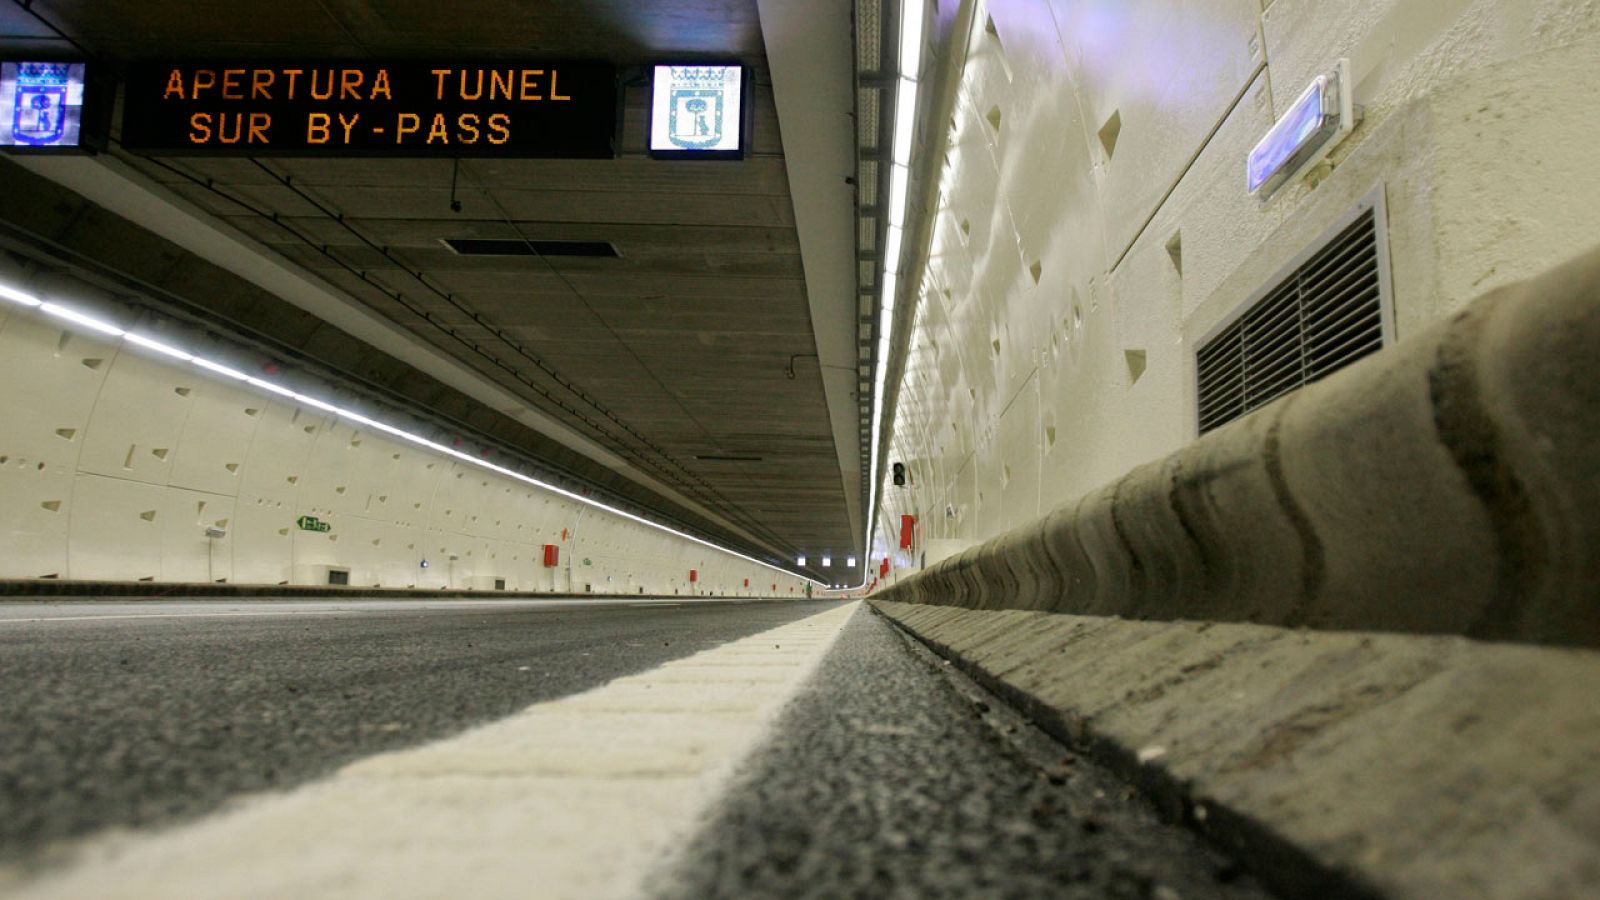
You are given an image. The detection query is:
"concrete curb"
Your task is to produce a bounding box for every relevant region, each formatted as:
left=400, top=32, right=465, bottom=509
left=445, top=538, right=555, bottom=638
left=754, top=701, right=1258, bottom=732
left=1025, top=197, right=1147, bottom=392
left=871, top=600, right=1600, bottom=900
left=876, top=247, right=1600, bottom=648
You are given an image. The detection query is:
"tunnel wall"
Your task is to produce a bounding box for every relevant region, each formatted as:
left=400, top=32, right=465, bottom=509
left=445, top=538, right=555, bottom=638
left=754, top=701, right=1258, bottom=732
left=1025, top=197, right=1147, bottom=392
left=873, top=243, right=1600, bottom=647
left=874, top=0, right=1600, bottom=578
left=0, top=262, right=810, bottom=598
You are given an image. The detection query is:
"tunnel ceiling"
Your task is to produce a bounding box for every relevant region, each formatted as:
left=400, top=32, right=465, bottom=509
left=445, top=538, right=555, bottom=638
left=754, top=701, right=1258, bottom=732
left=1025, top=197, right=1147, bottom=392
left=0, top=0, right=860, bottom=576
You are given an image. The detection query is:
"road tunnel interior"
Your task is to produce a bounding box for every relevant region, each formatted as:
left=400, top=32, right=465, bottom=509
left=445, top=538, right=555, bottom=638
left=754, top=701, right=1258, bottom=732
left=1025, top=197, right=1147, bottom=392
left=1, top=1, right=1598, bottom=897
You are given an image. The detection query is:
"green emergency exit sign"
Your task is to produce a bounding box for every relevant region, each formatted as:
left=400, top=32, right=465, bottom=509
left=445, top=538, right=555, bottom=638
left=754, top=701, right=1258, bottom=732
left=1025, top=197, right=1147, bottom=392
left=296, top=515, right=331, bottom=533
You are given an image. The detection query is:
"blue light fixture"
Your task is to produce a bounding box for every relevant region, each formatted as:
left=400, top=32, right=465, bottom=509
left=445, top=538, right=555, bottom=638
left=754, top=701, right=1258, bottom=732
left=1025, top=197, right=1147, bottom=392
left=1247, top=59, right=1359, bottom=200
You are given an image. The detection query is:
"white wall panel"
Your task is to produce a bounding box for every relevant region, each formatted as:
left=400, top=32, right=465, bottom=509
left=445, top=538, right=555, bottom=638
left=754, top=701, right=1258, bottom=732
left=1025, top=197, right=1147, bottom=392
left=0, top=467, right=72, bottom=578
left=1043, top=0, right=1265, bottom=260
left=67, top=474, right=165, bottom=581
left=158, top=487, right=235, bottom=583
left=77, top=351, right=192, bottom=486
left=0, top=317, right=109, bottom=470
left=996, top=373, right=1042, bottom=531
left=237, top=401, right=324, bottom=506
left=230, top=493, right=294, bottom=585
left=168, top=377, right=259, bottom=496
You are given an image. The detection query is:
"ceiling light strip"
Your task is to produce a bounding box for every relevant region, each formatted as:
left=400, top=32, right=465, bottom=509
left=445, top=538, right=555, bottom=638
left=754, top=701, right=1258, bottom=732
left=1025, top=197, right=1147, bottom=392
left=0, top=281, right=824, bottom=588
left=862, top=0, right=926, bottom=591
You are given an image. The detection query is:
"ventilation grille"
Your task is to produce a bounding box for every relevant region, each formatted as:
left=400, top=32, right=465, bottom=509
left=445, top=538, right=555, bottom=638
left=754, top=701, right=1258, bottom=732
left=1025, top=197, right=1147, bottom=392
left=858, top=88, right=881, bottom=150
left=1196, top=208, right=1387, bottom=434
left=442, top=239, right=618, bottom=258
left=857, top=0, right=882, bottom=73
left=858, top=159, right=879, bottom=204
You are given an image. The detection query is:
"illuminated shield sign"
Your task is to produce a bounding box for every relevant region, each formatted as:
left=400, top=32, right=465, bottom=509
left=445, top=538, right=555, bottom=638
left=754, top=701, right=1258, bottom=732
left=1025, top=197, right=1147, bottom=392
left=120, top=61, right=617, bottom=158
left=650, top=64, right=746, bottom=159
left=0, top=61, right=87, bottom=149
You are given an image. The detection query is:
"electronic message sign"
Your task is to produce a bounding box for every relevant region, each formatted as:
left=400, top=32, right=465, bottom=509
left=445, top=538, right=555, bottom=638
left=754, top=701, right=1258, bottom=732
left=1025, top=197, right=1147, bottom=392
left=1, top=61, right=89, bottom=149
left=120, top=62, right=617, bottom=158
left=649, top=64, right=746, bottom=159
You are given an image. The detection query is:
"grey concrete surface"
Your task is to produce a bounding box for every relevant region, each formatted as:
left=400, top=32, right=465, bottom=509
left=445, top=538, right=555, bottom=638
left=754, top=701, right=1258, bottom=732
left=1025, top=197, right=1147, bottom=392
left=875, top=246, right=1600, bottom=648
left=873, top=600, right=1600, bottom=900
left=655, top=607, right=1275, bottom=899
left=0, top=597, right=839, bottom=864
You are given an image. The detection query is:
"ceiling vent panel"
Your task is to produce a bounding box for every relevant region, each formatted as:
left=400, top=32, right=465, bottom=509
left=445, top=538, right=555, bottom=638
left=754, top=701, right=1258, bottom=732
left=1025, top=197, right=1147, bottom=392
left=858, top=159, right=879, bottom=202
left=1196, top=202, right=1391, bottom=434
left=442, top=239, right=619, bottom=258
left=857, top=0, right=882, bottom=73
left=858, top=88, right=881, bottom=151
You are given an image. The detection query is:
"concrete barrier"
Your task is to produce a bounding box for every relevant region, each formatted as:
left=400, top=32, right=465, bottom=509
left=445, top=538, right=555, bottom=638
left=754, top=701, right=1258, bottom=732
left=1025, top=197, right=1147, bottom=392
left=872, top=600, right=1600, bottom=900
left=877, top=246, right=1600, bottom=648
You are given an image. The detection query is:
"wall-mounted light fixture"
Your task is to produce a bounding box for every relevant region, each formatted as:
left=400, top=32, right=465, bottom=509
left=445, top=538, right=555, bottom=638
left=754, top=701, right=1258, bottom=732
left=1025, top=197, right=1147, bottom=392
left=1247, top=59, right=1359, bottom=200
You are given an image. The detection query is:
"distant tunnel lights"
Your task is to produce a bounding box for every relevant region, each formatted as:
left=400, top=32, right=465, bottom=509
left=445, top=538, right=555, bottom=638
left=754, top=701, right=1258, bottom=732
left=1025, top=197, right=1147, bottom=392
left=0, top=278, right=824, bottom=588
left=1247, top=59, right=1358, bottom=200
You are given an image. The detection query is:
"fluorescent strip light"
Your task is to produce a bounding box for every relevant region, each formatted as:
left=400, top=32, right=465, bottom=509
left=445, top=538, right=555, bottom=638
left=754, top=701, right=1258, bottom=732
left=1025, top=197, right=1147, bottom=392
left=244, top=376, right=298, bottom=398
left=293, top=394, right=343, bottom=415
left=0, top=284, right=42, bottom=307
left=862, top=2, right=930, bottom=592
left=2, top=281, right=825, bottom=589
left=883, top=225, right=904, bottom=275
left=888, top=164, right=910, bottom=226
left=881, top=270, right=899, bottom=314
left=192, top=357, right=249, bottom=381
left=892, top=77, right=918, bottom=166
left=124, top=332, right=193, bottom=362
left=900, top=0, right=924, bottom=79
left=38, top=302, right=124, bottom=337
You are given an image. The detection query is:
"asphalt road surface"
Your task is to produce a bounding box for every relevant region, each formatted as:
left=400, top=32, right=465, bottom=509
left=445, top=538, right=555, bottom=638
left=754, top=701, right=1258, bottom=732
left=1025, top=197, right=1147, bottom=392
left=656, top=609, right=1276, bottom=899
left=3, top=598, right=1276, bottom=898
left=0, top=597, right=838, bottom=862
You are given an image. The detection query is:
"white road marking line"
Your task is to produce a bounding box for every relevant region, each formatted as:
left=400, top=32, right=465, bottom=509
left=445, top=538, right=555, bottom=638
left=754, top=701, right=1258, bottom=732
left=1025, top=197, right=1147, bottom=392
left=0, top=610, right=354, bottom=624
left=7, top=602, right=859, bottom=900
left=0, top=598, right=780, bottom=625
